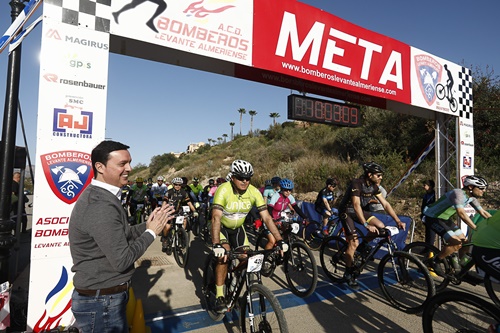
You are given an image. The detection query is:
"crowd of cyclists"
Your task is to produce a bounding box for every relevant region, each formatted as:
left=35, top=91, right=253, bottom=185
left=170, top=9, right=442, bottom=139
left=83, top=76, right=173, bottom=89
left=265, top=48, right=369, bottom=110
left=120, top=159, right=500, bottom=329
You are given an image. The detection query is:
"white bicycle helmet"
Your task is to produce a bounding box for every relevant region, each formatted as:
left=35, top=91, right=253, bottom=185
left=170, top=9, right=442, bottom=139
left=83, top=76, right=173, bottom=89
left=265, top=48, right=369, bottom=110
left=171, top=177, right=183, bottom=185
left=230, top=159, right=254, bottom=178
left=463, top=175, right=488, bottom=188
left=157, top=176, right=164, bottom=181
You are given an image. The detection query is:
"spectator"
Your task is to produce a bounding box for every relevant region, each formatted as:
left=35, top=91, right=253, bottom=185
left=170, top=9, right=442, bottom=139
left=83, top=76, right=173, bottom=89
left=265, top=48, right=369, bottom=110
left=367, top=175, right=387, bottom=213
left=421, top=179, right=436, bottom=246
left=12, top=171, right=29, bottom=233
left=69, top=140, right=174, bottom=332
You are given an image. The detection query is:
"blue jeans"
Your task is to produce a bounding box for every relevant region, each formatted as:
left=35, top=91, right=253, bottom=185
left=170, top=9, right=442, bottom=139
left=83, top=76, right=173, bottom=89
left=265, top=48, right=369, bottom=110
left=71, top=289, right=129, bottom=333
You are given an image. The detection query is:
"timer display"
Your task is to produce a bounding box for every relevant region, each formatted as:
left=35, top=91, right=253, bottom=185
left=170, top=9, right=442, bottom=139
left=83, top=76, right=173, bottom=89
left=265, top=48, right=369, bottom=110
left=287, top=94, right=361, bottom=127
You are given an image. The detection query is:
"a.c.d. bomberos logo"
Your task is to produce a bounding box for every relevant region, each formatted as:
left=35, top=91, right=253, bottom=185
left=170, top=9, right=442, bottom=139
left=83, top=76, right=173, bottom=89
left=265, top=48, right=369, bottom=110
left=414, top=54, right=442, bottom=107
left=41, top=150, right=93, bottom=204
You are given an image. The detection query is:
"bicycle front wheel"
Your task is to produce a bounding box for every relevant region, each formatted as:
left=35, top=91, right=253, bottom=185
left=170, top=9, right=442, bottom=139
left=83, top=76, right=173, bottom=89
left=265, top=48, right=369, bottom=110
left=240, top=283, right=288, bottom=333
left=301, top=220, right=323, bottom=251
left=202, top=254, right=225, bottom=321
left=320, top=236, right=348, bottom=283
left=285, top=241, right=318, bottom=298
left=422, top=291, right=500, bottom=333
left=378, top=251, right=436, bottom=314
left=403, top=241, right=450, bottom=292
left=173, top=228, right=190, bottom=268
left=484, top=274, right=500, bottom=308
left=436, top=83, right=446, bottom=100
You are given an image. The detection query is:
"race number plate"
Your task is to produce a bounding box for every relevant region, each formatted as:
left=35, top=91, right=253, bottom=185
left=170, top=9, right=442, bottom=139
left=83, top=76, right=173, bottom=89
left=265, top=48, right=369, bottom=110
left=247, top=254, right=264, bottom=273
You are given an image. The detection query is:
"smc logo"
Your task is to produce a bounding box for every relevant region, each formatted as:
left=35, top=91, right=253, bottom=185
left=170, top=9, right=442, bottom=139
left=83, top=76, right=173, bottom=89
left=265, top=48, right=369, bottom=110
left=53, top=108, right=93, bottom=136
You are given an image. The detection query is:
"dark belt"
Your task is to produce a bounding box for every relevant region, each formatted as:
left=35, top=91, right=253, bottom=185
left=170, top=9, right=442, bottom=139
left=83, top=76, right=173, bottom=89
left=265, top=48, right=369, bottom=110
left=75, top=282, right=129, bottom=296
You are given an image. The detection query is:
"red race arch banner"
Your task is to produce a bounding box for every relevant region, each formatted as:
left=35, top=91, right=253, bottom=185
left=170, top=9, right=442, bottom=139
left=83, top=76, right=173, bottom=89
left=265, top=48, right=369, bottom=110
left=252, top=0, right=411, bottom=105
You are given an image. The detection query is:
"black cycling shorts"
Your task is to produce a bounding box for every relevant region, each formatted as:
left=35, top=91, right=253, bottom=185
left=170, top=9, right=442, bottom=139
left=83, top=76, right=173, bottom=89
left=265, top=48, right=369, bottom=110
left=340, top=210, right=373, bottom=237
left=425, top=216, right=463, bottom=242
left=220, top=225, right=249, bottom=248
left=472, top=246, right=500, bottom=282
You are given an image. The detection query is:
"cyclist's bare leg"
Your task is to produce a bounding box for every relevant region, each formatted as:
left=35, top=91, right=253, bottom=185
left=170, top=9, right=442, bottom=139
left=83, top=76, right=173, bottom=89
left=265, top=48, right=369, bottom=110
left=363, top=217, right=385, bottom=243
left=265, top=233, right=276, bottom=250
left=322, top=211, right=332, bottom=229
left=345, top=234, right=359, bottom=268
left=215, top=243, right=231, bottom=296
left=437, top=236, right=463, bottom=260
left=162, top=223, right=172, bottom=238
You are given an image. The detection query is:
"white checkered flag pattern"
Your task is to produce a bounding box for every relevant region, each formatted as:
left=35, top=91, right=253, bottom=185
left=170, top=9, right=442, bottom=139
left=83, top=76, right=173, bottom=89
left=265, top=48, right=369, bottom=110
left=458, top=67, right=473, bottom=119
left=44, top=0, right=111, bottom=32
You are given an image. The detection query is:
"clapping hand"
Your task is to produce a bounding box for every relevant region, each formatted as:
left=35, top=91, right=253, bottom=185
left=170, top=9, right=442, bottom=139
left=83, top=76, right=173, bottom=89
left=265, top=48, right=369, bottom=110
left=147, top=204, right=175, bottom=235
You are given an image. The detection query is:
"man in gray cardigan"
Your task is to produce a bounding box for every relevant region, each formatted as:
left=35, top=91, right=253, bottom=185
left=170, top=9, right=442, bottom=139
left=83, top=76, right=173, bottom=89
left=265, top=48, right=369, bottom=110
left=69, top=140, right=174, bottom=332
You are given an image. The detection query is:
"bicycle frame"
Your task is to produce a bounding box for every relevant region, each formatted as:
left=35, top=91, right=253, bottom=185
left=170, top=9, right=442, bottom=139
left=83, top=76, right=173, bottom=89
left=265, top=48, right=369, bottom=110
left=352, top=227, right=399, bottom=275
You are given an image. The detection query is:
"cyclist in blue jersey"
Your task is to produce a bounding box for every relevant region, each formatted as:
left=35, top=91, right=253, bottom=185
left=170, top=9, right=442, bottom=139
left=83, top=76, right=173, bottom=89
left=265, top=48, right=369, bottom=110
left=315, top=178, right=339, bottom=235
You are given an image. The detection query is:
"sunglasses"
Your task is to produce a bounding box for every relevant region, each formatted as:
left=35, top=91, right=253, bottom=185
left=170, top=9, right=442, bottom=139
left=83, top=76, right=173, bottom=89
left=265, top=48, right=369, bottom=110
left=477, top=187, right=486, bottom=191
left=374, top=173, right=383, bottom=178
left=234, top=175, right=251, bottom=182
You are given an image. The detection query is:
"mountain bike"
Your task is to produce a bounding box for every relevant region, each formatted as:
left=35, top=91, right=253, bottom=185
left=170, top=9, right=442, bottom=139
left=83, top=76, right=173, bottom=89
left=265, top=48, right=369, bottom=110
left=163, top=211, right=190, bottom=268
left=403, top=241, right=500, bottom=307
left=254, top=213, right=318, bottom=298
left=435, top=83, right=458, bottom=112
left=202, top=246, right=289, bottom=332
left=302, top=212, right=363, bottom=251
left=320, top=226, right=435, bottom=313
left=191, top=202, right=210, bottom=242
left=422, top=290, right=500, bottom=333
left=134, top=202, right=146, bottom=225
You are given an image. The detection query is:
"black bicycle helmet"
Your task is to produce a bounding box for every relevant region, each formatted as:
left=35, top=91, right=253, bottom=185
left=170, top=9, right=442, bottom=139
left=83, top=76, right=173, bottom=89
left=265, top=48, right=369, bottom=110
left=230, top=159, right=254, bottom=178
left=362, top=161, right=384, bottom=175
left=271, top=176, right=281, bottom=184
left=463, top=175, right=488, bottom=188
left=326, top=177, right=337, bottom=187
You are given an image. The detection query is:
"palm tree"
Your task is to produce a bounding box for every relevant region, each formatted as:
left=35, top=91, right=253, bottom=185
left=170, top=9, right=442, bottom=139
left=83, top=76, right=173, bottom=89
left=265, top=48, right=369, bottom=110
left=222, top=133, right=228, bottom=143
left=229, top=122, right=235, bottom=140
left=207, top=138, right=213, bottom=146
left=248, top=110, right=257, bottom=134
left=269, top=112, right=280, bottom=126
left=237, top=108, right=246, bottom=135
left=217, top=137, right=223, bottom=144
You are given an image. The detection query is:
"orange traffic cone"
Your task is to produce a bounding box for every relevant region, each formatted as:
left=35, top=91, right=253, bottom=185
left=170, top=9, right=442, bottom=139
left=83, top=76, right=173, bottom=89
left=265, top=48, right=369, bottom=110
left=130, top=298, right=146, bottom=333
left=126, top=287, right=137, bottom=327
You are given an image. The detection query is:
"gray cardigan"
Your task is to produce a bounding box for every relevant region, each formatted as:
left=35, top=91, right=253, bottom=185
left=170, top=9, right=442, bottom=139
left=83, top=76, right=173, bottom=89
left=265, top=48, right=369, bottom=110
left=69, top=184, right=154, bottom=289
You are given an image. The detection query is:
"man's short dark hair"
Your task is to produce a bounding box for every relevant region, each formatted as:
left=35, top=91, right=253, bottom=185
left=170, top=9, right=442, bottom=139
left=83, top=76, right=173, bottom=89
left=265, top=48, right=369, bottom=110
left=91, top=140, right=130, bottom=178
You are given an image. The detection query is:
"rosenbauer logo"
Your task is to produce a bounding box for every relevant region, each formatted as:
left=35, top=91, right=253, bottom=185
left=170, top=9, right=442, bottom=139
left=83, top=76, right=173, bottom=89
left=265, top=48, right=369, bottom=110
left=41, top=151, right=93, bottom=204
left=43, top=73, right=106, bottom=90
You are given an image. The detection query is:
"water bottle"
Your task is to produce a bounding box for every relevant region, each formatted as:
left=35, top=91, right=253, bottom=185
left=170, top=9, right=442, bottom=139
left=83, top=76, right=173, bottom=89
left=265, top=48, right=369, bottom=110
left=450, top=253, right=461, bottom=271
left=460, top=253, right=472, bottom=267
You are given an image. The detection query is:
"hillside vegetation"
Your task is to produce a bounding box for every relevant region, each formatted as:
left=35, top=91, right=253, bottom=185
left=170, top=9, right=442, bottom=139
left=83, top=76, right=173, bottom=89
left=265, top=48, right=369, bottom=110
left=131, top=67, right=500, bottom=240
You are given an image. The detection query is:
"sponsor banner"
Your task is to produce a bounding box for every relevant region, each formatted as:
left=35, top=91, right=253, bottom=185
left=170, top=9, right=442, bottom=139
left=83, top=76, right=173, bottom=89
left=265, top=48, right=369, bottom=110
left=28, top=11, right=110, bottom=330
left=459, top=115, right=476, bottom=232
left=411, top=47, right=473, bottom=117
left=27, top=260, right=74, bottom=332
left=111, top=0, right=252, bottom=66
left=252, top=0, right=411, bottom=104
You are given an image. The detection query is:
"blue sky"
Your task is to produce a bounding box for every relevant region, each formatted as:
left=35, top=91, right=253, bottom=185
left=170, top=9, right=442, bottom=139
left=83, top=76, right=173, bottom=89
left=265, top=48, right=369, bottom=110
left=1, top=0, right=499, bottom=166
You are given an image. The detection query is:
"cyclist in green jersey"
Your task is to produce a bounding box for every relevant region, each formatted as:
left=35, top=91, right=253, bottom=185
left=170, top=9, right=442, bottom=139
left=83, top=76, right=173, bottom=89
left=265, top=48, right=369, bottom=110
left=211, top=160, right=288, bottom=313
left=423, top=175, right=492, bottom=274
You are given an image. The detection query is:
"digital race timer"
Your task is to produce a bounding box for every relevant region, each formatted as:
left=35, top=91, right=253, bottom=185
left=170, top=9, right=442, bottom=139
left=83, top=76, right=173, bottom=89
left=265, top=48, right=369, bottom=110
left=287, top=94, right=362, bottom=127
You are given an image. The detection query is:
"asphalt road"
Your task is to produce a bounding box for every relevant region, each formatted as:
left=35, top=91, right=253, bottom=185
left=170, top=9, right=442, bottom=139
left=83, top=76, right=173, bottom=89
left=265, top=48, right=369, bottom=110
left=12, top=200, right=494, bottom=333
left=132, top=227, right=494, bottom=333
